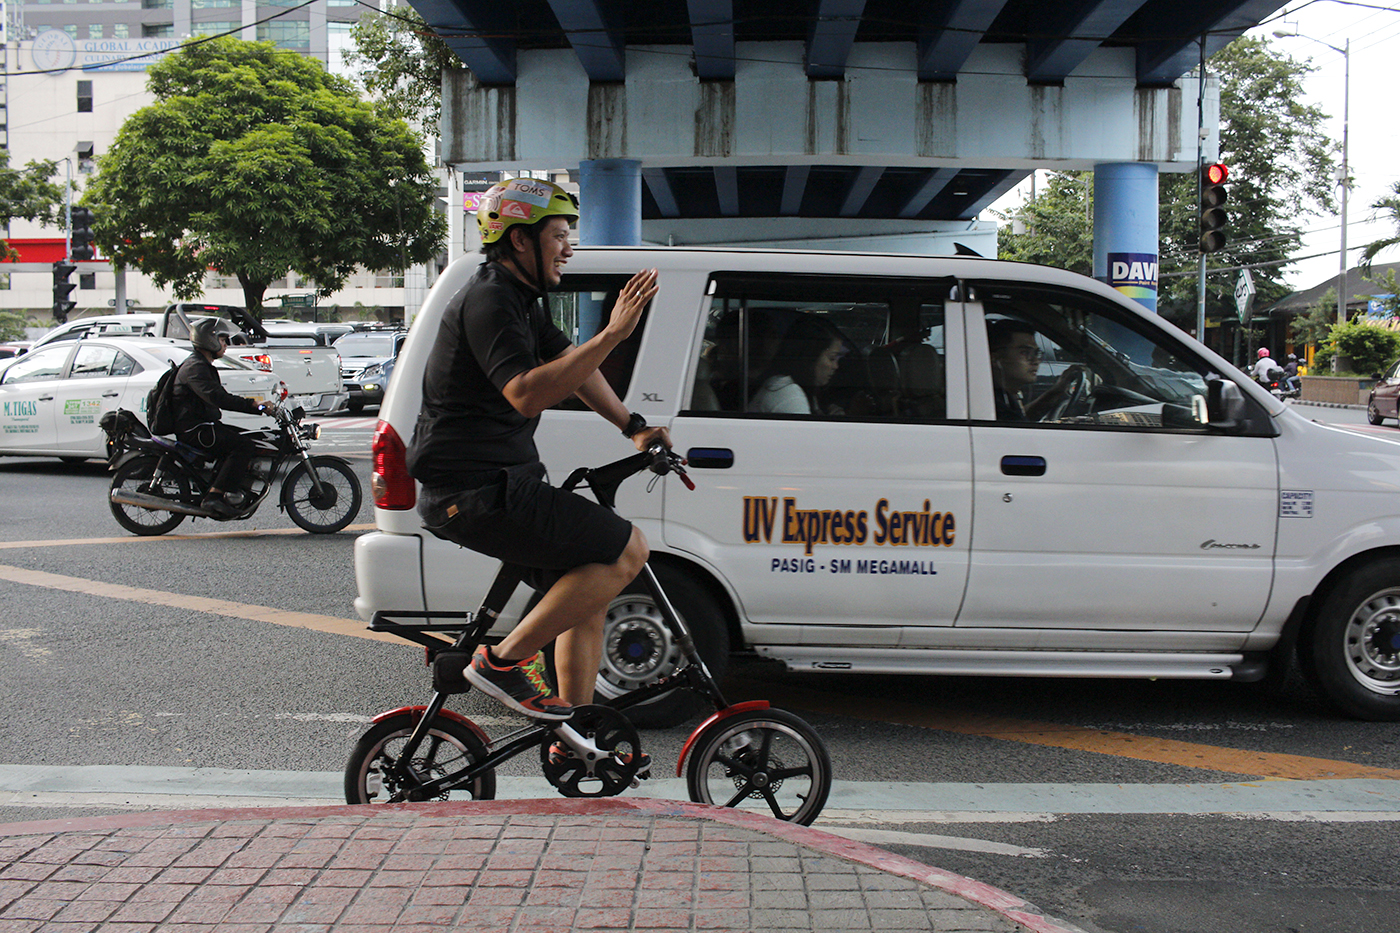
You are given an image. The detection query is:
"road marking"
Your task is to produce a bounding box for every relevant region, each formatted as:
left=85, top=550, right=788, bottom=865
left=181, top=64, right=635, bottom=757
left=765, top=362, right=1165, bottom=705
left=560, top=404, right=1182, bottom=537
left=4, top=556, right=1396, bottom=784
left=734, top=679, right=1400, bottom=782
left=0, top=563, right=400, bottom=645
left=0, top=525, right=375, bottom=549
left=820, top=826, right=1049, bottom=858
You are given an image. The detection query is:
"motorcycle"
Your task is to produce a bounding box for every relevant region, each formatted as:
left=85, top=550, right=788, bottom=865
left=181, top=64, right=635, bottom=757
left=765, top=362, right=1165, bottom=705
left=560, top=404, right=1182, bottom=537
left=1255, top=366, right=1300, bottom=401
left=99, top=404, right=363, bottom=536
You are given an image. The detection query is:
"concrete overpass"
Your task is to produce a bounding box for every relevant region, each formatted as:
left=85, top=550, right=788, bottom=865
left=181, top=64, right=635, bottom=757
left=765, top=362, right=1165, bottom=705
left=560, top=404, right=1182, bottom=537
left=409, top=0, right=1287, bottom=306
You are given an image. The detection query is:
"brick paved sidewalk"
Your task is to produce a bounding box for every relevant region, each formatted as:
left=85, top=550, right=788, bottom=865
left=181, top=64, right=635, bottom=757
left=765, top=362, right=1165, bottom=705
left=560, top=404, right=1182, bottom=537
left=0, top=798, right=1086, bottom=933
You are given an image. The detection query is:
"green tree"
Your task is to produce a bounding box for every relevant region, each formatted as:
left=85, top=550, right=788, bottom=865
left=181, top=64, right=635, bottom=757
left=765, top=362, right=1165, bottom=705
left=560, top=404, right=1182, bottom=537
left=0, top=150, right=65, bottom=261
left=344, top=5, right=463, bottom=138
left=1291, top=286, right=1337, bottom=350
left=1360, top=181, right=1400, bottom=272
left=995, top=172, right=1094, bottom=275
left=1327, top=320, right=1400, bottom=377
left=0, top=309, right=29, bottom=342
left=998, top=37, right=1337, bottom=334
left=84, top=37, right=447, bottom=316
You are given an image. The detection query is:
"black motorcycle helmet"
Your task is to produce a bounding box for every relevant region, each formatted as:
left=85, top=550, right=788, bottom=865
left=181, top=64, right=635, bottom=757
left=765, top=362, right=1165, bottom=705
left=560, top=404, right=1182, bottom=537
left=190, top=318, right=225, bottom=354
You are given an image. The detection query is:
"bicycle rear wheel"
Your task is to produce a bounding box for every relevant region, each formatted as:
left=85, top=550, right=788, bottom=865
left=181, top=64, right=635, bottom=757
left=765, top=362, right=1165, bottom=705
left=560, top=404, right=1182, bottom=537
left=345, top=713, right=496, bottom=804
left=684, top=707, right=831, bottom=826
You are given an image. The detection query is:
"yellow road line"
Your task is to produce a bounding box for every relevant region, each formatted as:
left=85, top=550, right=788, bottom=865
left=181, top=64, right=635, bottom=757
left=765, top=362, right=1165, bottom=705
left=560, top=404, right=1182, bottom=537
left=4, top=543, right=1393, bottom=783
left=0, top=563, right=400, bottom=645
left=736, top=680, right=1400, bottom=782
left=0, top=524, right=376, bottom=549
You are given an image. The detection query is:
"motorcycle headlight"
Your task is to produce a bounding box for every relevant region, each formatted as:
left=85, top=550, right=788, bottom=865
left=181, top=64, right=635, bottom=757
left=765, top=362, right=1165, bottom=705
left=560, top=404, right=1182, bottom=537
left=300, top=423, right=321, bottom=441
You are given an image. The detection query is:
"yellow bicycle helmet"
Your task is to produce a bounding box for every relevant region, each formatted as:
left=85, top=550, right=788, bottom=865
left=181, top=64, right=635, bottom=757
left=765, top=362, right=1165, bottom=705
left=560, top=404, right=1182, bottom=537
left=477, top=177, right=580, bottom=245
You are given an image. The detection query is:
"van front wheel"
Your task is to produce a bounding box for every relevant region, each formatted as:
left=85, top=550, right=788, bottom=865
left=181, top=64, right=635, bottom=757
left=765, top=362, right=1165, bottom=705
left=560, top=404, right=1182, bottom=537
left=1311, top=559, right=1400, bottom=721
left=594, top=565, right=730, bottom=729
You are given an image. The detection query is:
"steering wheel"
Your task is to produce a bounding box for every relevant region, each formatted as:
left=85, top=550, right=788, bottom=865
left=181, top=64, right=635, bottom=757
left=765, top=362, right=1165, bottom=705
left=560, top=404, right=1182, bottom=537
left=1040, top=366, right=1091, bottom=422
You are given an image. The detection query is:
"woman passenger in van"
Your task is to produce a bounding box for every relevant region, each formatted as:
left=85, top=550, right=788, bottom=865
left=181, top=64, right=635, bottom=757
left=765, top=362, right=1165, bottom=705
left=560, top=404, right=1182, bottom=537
left=749, top=315, right=846, bottom=415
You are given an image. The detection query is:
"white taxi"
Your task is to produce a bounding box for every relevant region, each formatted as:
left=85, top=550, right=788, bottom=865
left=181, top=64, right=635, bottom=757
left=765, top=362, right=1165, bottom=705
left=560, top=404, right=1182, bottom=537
left=355, top=248, right=1400, bottom=725
left=0, top=336, right=278, bottom=461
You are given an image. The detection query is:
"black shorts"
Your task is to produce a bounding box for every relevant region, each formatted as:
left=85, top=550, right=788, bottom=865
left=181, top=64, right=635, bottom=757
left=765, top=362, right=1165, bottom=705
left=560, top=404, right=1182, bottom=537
left=418, top=462, right=633, bottom=593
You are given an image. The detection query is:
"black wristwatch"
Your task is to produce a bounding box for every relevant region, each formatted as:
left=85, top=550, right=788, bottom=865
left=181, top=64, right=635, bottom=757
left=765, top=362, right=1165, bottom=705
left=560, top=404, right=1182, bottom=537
left=622, top=412, right=648, bottom=439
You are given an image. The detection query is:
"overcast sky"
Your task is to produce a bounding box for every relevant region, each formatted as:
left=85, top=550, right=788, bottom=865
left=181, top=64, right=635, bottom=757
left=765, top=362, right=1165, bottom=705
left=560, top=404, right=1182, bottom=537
left=1261, top=0, right=1400, bottom=290
left=988, top=0, right=1400, bottom=294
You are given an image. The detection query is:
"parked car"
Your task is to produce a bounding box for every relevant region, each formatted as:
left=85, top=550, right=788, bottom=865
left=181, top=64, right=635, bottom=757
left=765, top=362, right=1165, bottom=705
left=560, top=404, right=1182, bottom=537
left=355, top=247, right=1400, bottom=725
left=1366, top=358, right=1400, bottom=425
left=0, top=336, right=279, bottom=461
left=0, top=342, right=32, bottom=361
left=333, top=328, right=406, bottom=412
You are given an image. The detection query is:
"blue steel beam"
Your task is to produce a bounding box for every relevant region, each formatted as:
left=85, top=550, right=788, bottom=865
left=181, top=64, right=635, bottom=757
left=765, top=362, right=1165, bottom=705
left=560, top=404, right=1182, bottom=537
left=714, top=167, right=740, bottom=215
left=1025, top=0, right=1150, bottom=84
left=1135, top=0, right=1288, bottom=85
left=642, top=168, right=681, bottom=218
left=546, top=0, right=625, bottom=82
left=407, top=0, right=516, bottom=85
left=917, top=0, right=1009, bottom=82
left=688, top=0, right=735, bottom=80
left=840, top=166, right=885, bottom=217
left=781, top=166, right=811, bottom=216
left=898, top=168, right=959, bottom=219
left=807, top=0, right=866, bottom=79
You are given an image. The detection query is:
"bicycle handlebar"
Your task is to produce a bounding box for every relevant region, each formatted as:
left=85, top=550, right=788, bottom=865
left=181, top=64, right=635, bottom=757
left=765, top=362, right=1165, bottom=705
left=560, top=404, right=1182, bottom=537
left=561, top=443, right=693, bottom=504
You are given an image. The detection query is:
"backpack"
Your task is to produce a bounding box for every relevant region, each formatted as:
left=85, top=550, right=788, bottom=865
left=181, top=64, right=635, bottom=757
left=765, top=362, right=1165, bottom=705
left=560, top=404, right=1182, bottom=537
left=145, top=361, right=180, bottom=435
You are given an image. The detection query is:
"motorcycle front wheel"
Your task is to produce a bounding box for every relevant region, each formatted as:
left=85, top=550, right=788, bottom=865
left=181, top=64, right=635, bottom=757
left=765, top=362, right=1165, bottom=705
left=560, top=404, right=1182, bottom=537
left=109, top=455, right=188, bottom=536
left=281, top=456, right=363, bottom=533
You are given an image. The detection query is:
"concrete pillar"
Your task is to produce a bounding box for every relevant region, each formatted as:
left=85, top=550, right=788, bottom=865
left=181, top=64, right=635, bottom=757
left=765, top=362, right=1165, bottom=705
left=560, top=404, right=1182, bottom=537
left=575, top=159, right=642, bottom=340
left=1092, top=163, right=1159, bottom=314
left=577, top=159, right=642, bottom=246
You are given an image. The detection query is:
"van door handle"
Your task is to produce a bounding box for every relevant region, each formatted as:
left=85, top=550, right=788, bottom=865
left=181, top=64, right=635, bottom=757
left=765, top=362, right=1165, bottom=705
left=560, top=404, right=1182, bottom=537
left=1001, top=455, right=1046, bottom=476
left=686, top=447, right=734, bottom=469
left=102, top=391, right=121, bottom=398
left=38, top=394, right=55, bottom=402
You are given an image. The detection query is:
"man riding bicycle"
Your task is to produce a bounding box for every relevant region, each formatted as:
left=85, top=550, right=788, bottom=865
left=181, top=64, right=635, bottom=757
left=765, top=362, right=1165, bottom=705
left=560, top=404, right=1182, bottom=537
left=406, top=177, right=666, bottom=722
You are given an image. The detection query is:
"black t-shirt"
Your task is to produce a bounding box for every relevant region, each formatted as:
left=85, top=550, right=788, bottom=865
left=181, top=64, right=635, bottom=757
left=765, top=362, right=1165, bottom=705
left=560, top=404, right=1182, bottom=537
left=406, top=262, right=571, bottom=483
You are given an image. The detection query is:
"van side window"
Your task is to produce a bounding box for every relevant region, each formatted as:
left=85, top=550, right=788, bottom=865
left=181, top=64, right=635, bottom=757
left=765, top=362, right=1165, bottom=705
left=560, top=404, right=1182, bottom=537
left=976, top=282, right=1215, bottom=429
left=689, top=274, right=952, bottom=422
left=550, top=274, right=653, bottom=410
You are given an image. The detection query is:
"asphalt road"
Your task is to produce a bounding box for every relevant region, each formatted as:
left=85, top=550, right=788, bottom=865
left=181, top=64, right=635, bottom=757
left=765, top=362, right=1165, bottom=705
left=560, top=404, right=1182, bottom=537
left=1, top=403, right=1398, bottom=933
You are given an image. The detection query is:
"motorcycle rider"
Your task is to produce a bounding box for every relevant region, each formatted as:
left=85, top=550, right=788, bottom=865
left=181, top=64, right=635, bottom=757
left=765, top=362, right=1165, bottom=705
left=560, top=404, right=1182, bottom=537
left=1283, top=353, right=1302, bottom=394
left=173, top=318, right=277, bottom=517
left=1251, top=347, right=1280, bottom=384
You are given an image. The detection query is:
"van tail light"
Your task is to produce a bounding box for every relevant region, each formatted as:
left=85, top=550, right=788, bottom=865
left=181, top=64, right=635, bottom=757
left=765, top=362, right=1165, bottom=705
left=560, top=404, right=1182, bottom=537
left=371, top=419, right=416, bottom=510
left=240, top=353, right=273, bottom=371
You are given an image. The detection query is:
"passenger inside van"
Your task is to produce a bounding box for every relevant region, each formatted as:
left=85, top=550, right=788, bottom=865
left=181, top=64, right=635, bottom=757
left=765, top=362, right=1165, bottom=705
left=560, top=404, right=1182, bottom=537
left=749, top=315, right=847, bottom=415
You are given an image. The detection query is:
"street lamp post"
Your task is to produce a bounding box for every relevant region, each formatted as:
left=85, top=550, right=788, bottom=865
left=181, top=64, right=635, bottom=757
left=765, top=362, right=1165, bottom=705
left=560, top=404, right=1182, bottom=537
left=1275, top=30, right=1350, bottom=371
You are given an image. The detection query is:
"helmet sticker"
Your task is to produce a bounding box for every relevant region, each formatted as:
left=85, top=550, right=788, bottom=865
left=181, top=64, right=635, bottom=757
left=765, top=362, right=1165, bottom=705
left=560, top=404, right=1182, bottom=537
left=505, top=180, right=552, bottom=206
left=500, top=199, right=532, bottom=220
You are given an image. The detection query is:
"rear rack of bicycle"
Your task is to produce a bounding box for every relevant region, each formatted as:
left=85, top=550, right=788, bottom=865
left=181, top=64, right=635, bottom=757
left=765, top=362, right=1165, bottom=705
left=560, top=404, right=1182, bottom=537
left=368, top=610, right=476, bottom=651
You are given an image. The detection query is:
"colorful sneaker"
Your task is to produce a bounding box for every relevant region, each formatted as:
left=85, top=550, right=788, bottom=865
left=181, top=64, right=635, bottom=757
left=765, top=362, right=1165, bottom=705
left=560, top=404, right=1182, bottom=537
left=465, top=646, right=573, bottom=721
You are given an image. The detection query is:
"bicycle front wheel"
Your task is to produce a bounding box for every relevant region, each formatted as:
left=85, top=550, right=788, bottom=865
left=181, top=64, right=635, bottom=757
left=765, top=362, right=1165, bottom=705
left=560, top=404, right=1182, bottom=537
left=684, top=708, right=831, bottom=826
left=345, top=713, right=496, bottom=804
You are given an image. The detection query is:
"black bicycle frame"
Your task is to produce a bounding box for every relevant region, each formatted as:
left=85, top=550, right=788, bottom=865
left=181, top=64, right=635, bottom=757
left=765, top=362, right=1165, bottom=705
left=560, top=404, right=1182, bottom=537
left=367, top=446, right=728, bottom=801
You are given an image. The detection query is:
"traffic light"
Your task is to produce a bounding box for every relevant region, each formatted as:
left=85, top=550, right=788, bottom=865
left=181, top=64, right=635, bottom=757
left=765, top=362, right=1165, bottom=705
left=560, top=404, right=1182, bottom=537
left=52, top=261, right=77, bottom=323
left=70, top=206, right=96, bottom=261
left=1199, top=163, right=1229, bottom=254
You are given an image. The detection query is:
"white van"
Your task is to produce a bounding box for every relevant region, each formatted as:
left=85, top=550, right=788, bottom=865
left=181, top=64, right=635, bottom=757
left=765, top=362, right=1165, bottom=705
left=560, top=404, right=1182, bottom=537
left=355, top=248, right=1400, bottom=725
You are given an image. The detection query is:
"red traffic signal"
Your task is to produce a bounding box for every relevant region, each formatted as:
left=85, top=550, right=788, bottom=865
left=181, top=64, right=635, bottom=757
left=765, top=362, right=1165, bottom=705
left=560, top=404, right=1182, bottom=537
left=1199, top=163, right=1229, bottom=254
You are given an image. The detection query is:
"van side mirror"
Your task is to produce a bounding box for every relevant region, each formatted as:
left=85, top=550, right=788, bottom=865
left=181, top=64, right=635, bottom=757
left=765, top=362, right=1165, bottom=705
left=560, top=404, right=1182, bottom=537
left=1204, top=377, right=1246, bottom=434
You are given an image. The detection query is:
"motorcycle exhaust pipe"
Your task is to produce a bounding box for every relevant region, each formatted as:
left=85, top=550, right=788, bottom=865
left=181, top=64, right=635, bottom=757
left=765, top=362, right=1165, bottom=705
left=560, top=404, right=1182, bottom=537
left=109, top=490, right=213, bottom=517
